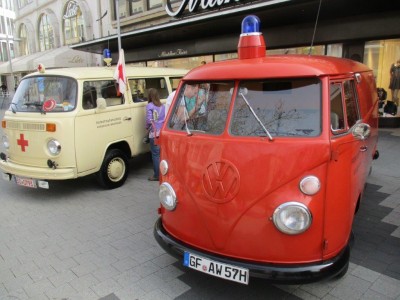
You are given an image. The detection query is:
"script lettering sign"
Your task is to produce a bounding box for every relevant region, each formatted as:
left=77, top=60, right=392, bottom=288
left=166, top=0, right=244, bottom=17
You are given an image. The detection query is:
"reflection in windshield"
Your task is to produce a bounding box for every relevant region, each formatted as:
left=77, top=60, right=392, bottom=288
left=168, top=81, right=233, bottom=135
left=11, top=76, right=77, bottom=113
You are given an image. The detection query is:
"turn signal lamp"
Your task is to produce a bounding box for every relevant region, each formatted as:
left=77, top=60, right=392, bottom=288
left=1, top=120, right=5, bottom=128
left=46, top=123, right=56, bottom=132
left=238, top=15, right=266, bottom=59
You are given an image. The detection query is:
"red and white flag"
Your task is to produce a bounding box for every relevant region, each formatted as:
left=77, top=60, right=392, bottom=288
left=113, top=49, right=127, bottom=95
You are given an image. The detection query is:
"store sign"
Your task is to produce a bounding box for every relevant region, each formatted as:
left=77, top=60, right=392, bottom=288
left=68, top=55, right=83, bottom=63
left=63, top=0, right=79, bottom=19
left=159, top=49, right=189, bottom=57
left=166, top=0, right=244, bottom=17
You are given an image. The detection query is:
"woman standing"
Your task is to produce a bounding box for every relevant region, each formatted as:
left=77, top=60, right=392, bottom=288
left=146, top=88, right=165, bottom=181
left=389, top=59, right=400, bottom=104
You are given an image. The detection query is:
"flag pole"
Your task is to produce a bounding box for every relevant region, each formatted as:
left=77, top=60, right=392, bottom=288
left=115, top=0, right=122, bottom=52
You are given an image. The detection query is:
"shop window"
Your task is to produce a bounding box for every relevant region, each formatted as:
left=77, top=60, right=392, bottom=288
left=364, top=39, right=400, bottom=101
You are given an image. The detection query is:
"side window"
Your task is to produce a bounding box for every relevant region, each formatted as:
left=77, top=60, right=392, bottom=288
left=129, top=77, right=169, bottom=102
left=330, top=83, right=345, bottom=131
left=343, top=80, right=360, bottom=128
left=330, top=80, right=360, bottom=133
left=82, top=80, right=124, bottom=109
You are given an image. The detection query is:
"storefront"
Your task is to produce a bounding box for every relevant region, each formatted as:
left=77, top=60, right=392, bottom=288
left=72, top=0, right=400, bottom=102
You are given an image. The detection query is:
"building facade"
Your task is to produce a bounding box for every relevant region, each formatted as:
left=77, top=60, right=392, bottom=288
left=0, top=0, right=15, bottom=90
left=1, top=0, right=400, bottom=101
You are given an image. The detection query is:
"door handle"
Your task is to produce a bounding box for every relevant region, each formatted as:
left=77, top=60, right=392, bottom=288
left=360, top=145, right=368, bottom=152
left=123, top=117, right=132, bottom=121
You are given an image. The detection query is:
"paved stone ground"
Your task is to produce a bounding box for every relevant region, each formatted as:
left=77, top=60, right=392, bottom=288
left=0, top=95, right=400, bottom=299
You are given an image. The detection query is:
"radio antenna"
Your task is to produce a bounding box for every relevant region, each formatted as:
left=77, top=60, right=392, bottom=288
left=308, top=0, right=323, bottom=55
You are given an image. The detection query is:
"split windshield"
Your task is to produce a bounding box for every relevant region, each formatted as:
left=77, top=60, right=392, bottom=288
left=11, top=76, right=77, bottom=113
left=168, top=78, right=321, bottom=137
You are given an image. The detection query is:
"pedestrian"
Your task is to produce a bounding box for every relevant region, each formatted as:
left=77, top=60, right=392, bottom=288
left=145, top=88, right=165, bottom=181
left=389, top=58, right=400, bottom=104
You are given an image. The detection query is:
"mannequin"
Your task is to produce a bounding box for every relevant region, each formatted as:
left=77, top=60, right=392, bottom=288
left=389, top=59, right=400, bottom=104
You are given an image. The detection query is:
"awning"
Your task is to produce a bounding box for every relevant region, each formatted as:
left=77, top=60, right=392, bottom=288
left=0, top=47, right=100, bottom=75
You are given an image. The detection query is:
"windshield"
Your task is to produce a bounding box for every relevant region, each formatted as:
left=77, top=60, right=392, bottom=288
left=168, top=81, right=234, bottom=135
left=230, top=78, right=321, bottom=137
left=11, top=76, right=77, bottom=113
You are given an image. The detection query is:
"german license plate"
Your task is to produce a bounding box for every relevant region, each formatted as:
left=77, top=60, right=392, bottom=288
left=15, top=176, right=37, bottom=188
left=183, top=252, right=249, bottom=285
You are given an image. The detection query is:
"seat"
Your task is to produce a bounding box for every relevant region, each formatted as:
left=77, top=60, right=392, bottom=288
left=331, top=112, right=339, bottom=130
left=83, top=86, right=97, bottom=109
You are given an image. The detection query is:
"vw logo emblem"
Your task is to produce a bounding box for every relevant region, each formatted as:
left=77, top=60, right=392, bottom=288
left=202, top=160, right=240, bottom=203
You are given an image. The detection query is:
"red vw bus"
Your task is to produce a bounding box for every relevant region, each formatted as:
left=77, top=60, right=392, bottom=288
left=154, top=15, right=379, bottom=284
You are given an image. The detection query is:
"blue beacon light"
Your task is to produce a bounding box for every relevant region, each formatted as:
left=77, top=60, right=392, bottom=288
left=241, top=15, right=261, bottom=35
left=103, top=48, right=111, bottom=58
left=103, top=48, right=112, bottom=66
left=238, top=15, right=266, bottom=59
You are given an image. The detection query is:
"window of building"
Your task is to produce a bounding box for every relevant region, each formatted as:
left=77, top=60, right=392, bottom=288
left=129, top=0, right=143, bottom=16
left=147, top=0, right=162, bottom=10
left=63, top=0, right=85, bottom=44
left=38, top=14, right=55, bottom=51
left=19, top=24, right=29, bottom=56
left=16, top=0, right=33, bottom=9
left=364, top=39, right=400, bottom=98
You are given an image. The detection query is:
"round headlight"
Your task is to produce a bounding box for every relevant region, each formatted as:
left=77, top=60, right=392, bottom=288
left=160, top=160, right=168, bottom=176
left=299, top=176, right=320, bottom=195
left=159, top=182, right=177, bottom=211
left=47, top=139, right=61, bottom=155
left=272, top=202, right=312, bottom=235
left=2, top=135, right=9, bottom=149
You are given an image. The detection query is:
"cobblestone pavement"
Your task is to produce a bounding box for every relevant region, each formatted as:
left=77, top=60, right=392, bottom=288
left=0, top=95, right=400, bottom=299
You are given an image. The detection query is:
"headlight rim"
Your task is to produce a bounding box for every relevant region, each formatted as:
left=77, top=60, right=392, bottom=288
left=159, top=182, right=177, bottom=211
left=2, top=135, right=10, bottom=149
left=272, top=201, right=312, bottom=235
left=47, top=139, right=61, bottom=156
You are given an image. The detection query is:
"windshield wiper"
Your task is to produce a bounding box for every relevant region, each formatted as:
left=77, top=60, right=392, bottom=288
left=23, top=102, right=46, bottom=114
left=239, top=90, right=273, bottom=141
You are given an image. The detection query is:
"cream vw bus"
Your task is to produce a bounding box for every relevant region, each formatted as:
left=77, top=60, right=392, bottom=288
left=0, top=65, right=187, bottom=189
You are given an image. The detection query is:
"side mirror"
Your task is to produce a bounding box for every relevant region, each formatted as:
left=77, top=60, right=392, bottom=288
left=352, top=123, right=371, bottom=140
left=96, top=98, right=107, bottom=110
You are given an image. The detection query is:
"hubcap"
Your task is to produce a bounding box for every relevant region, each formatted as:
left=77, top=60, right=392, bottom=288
left=107, top=158, right=125, bottom=182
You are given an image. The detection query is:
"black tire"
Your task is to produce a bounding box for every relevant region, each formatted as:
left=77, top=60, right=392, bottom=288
left=96, top=149, right=129, bottom=189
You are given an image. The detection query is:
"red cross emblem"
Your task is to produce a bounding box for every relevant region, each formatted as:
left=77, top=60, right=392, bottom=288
left=17, top=134, right=29, bottom=152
